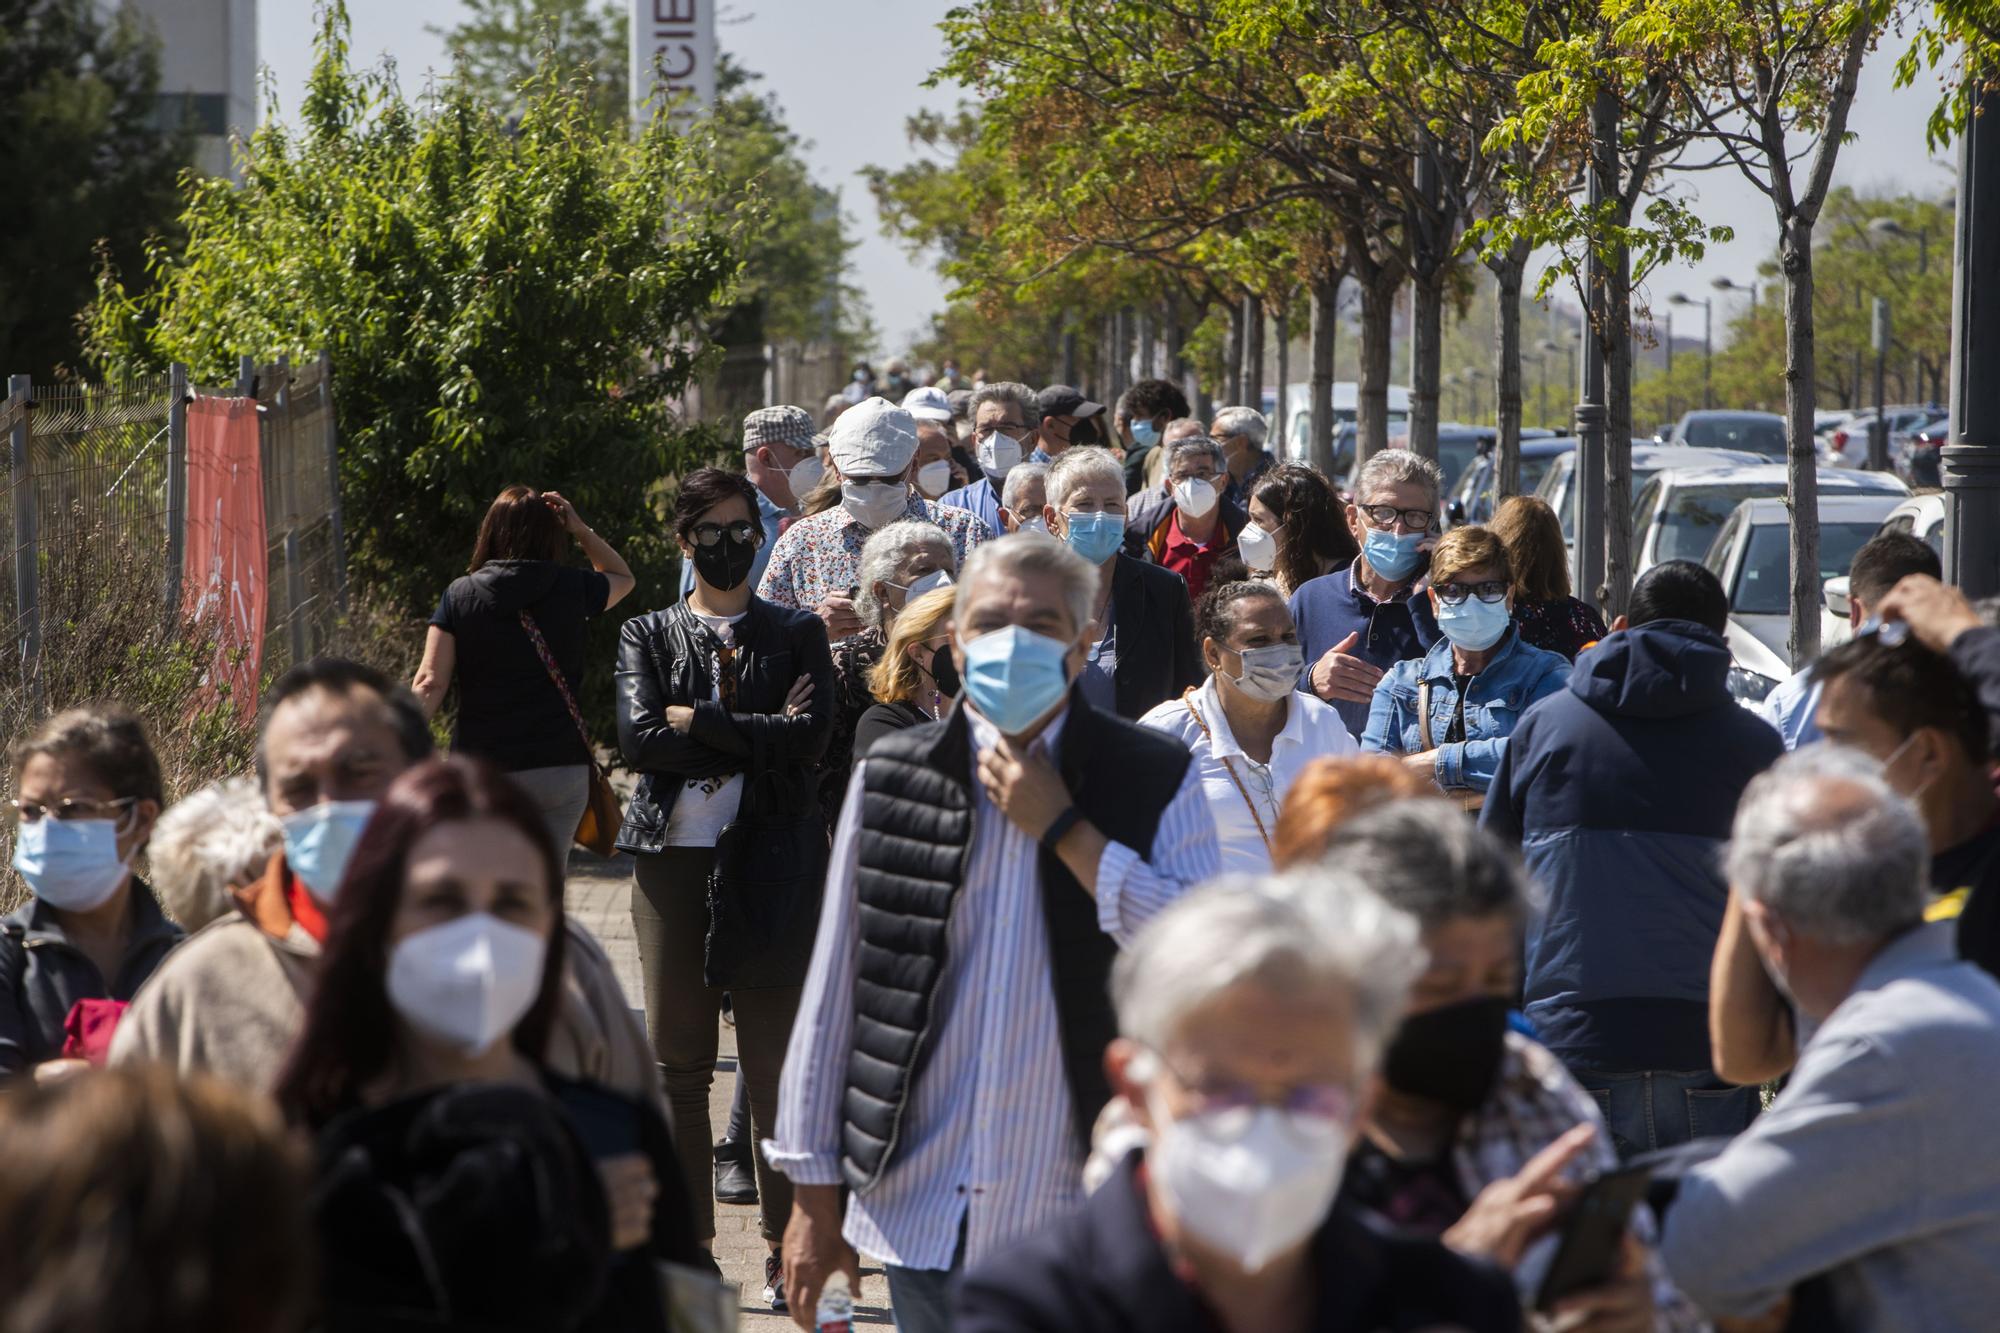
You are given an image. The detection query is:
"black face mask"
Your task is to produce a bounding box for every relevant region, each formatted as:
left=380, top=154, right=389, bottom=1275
left=691, top=532, right=758, bottom=592
left=930, top=644, right=961, bottom=697
left=1380, top=995, right=1510, bottom=1113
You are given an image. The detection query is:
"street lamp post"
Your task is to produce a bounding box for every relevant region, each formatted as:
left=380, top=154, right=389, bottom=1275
left=1670, top=293, right=1713, bottom=410
left=1872, top=297, right=1892, bottom=472
left=1869, top=216, right=1930, bottom=275
left=1462, top=366, right=1484, bottom=424
left=1944, top=86, right=2000, bottom=596
left=1664, top=309, right=1675, bottom=424
left=1712, top=275, right=1759, bottom=315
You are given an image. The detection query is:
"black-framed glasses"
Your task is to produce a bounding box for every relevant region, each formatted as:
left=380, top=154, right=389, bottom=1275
left=690, top=521, right=761, bottom=548
left=8, top=796, right=137, bottom=825
left=1358, top=503, right=1436, bottom=533
left=1436, top=580, right=1510, bottom=606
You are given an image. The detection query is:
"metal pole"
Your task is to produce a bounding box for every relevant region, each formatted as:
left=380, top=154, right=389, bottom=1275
left=164, top=364, right=188, bottom=618
left=319, top=350, right=350, bottom=613
left=1870, top=297, right=1891, bottom=472
left=1944, top=87, right=2000, bottom=595
left=284, top=529, right=307, bottom=665
left=1574, top=88, right=1614, bottom=611
left=1665, top=310, right=1675, bottom=423
left=8, top=373, right=38, bottom=693
left=1701, top=298, right=1713, bottom=410
left=1537, top=354, right=1549, bottom=431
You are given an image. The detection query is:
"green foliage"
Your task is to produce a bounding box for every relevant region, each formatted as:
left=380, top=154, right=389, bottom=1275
left=0, top=0, right=187, bottom=379
left=86, top=1, right=746, bottom=718
left=431, top=0, right=629, bottom=130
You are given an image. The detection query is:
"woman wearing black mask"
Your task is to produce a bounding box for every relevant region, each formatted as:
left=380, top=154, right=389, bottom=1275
left=613, top=468, right=834, bottom=1311
left=1318, top=800, right=1694, bottom=1329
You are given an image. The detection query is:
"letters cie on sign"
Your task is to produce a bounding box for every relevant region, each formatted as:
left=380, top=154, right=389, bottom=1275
left=631, top=0, right=717, bottom=125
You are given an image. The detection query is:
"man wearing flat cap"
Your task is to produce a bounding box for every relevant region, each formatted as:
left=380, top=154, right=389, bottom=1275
left=758, top=397, right=993, bottom=642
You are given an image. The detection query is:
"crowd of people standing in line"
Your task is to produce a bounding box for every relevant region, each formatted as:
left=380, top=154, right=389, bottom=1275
left=7, top=369, right=2000, bottom=1333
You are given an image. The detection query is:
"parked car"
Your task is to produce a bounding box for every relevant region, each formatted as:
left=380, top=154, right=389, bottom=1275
left=1281, top=382, right=1410, bottom=464
left=1632, top=463, right=1910, bottom=574
left=1703, top=492, right=1911, bottom=668
left=1723, top=619, right=1795, bottom=707
left=1445, top=436, right=1574, bottom=526
left=1823, top=405, right=1944, bottom=469
left=1536, top=445, right=1764, bottom=544
left=1662, top=409, right=1788, bottom=456
left=1877, top=491, right=1946, bottom=554
left=1900, top=421, right=1951, bottom=486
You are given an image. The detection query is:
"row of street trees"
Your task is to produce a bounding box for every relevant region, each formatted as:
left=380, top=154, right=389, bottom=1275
left=884, top=0, right=1997, bottom=647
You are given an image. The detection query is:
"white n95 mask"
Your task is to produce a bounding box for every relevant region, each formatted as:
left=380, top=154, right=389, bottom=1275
left=386, top=912, right=549, bottom=1057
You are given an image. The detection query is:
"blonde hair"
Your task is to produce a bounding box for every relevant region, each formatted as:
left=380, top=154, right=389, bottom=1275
left=1427, top=524, right=1511, bottom=589
left=868, top=587, right=959, bottom=705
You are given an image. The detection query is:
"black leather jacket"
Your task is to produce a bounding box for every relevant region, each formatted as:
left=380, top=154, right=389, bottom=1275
left=612, top=598, right=836, bottom=856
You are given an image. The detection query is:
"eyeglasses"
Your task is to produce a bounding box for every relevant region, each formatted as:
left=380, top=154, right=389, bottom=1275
left=1358, top=503, right=1436, bottom=533
left=690, top=520, right=761, bottom=548
left=1147, top=1047, right=1353, bottom=1125
left=1435, top=580, right=1510, bottom=606
left=973, top=421, right=1029, bottom=442
left=8, top=796, right=137, bottom=825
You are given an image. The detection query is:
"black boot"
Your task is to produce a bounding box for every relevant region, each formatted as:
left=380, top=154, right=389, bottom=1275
left=713, top=1140, right=758, bottom=1206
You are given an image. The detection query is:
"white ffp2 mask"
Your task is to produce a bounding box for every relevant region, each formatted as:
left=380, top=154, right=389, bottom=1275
left=1148, top=1099, right=1349, bottom=1272
left=386, top=912, right=549, bottom=1057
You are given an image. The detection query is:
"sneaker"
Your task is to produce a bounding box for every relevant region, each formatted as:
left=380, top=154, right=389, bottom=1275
left=763, top=1253, right=788, bottom=1313
left=713, top=1143, right=758, bottom=1206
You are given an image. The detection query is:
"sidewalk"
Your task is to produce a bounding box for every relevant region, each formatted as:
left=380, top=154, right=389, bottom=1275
left=566, top=854, right=895, bottom=1330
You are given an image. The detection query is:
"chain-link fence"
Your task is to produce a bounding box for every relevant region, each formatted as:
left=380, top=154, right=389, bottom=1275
left=2, top=355, right=346, bottom=705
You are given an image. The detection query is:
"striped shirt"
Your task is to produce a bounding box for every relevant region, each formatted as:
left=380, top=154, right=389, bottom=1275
left=765, top=705, right=1219, bottom=1271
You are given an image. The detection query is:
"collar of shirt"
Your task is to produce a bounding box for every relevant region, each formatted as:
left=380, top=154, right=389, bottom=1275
left=757, top=487, right=794, bottom=523
left=1418, top=625, right=1519, bottom=683
left=1343, top=554, right=1415, bottom=609
left=965, top=699, right=1070, bottom=763
left=1165, top=509, right=1225, bottom=555
left=1191, top=675, right=1306, bottom=764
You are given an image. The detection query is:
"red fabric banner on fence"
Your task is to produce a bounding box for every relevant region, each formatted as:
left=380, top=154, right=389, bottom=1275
left=184, top=395, right=266, bottom=722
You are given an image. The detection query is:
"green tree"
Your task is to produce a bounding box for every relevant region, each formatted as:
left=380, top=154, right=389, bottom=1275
left=0, top=0, right=187, bottom=379
left=431, top=0, right=629, bottom=129
left=88, top=2, right=745, bottom=708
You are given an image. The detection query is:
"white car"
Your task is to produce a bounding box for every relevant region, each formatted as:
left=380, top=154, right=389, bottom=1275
left=1632, top=463, right=1911, bottom=575
left=1536, top=445, right=1764, bottom=546
left=1702, top=493, right=1912, bottom=668
left=1723, top=618, right=1795, bottom=708
left=1876, top=492, right=1946, bottom=555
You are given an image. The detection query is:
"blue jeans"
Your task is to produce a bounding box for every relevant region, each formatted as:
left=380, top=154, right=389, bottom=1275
left=1575, top=1068, right=1759, bottom=1161
left=885, top=1264, right=958, bottom=1333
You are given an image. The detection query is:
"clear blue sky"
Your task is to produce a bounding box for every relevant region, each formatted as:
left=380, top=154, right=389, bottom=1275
left=257, top=1, right=1953, bottom=363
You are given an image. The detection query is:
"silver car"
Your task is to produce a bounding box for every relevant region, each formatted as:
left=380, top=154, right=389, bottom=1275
left=1703, top=492, right=1912, bottom=668
left=1632, top=463, right=1910, bottom=574
left=1536, top=445, right=1764, bottom=545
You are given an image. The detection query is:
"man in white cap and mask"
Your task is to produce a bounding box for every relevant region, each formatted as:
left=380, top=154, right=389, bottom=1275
left=758, top=397, right=993, bottom=641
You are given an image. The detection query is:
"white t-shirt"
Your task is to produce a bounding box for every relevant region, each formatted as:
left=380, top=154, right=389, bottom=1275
left=1139, top=675, right=1358, bottom=876
left=664, top=610, right=748, bottom=848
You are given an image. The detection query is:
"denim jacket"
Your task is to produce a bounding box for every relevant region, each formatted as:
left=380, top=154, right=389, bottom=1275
left=1362, top=628, right=1570, bottom=793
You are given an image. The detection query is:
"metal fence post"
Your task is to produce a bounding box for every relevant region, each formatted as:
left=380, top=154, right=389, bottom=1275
left=164, top=365, right=189, bottom=617
left=8, top=373, right=38, bottom=695
left=284, top=529, right=307, bottom=666
left=319, top=351, right=348, bottom=612
left=236, top=355, right=255, bottom=398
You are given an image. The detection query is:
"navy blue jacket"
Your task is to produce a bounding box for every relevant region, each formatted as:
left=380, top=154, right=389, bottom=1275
left=0, top=881, right=183, bottom=1075
left=953, top=1152, right=1519, bottom=1333
left=1481, top=620, right=1783, bottom=1075
left=1290, top=558, right=1441, bottom=739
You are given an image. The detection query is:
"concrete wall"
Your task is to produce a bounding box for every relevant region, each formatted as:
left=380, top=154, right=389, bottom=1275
left=117, top=0, right=257, bottom=178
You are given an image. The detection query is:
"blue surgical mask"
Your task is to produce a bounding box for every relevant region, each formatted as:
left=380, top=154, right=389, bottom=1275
left=1362, top=527, right=1426, bottom=582
left=1131, top=420, right=1162, bottom=449
left=961, top=625, right=1074, bottom=735
left=1063, top=511, right=1126, bottom=566
left=12, top=817, right=130, bottom=912
left=281, top=800, right=378, bottom=903
left=1434, top=595, right=1513, bottom=651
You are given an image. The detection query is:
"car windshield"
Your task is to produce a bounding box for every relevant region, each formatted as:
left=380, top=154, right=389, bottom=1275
left=1657, top=482, right=1785, bottom=562
left=1734, top=521, right=1885, bottom=615
left=1683, top=416, right=1786, bottom=455
left=1438, top=436, right=1483, bottom=492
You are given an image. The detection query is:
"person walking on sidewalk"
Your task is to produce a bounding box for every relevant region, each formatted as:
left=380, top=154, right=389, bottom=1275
left=413, top=485, right=636, bottom=854
left=615, top=467, right=835, bottom=1313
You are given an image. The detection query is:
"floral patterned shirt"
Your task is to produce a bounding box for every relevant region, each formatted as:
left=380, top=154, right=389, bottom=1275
left=756, top=493, right=993, bottom=614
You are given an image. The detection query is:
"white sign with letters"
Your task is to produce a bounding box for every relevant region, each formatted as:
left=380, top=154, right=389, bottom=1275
left=630, top=0, right=718, bottom=130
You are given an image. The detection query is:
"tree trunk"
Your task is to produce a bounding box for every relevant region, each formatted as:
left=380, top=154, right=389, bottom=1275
left=1409, top=272, right=1445, bottom=463
left=1309, top=269, right=1340, bottom=479
left=1060, top=322, right=1078, bottom=387
left=1357, top=274, right=1396, bottom=465
left=1241, top=293, right=1265, bottom=410
left=1491, top=247, right=1527, bottom=501
left=1273, top=300, right=1291, bottom=453
left=1136, top=308, right=1155, bottom=380
left=1782, top=223, right=1823, bottom=666
left=1603, top=235, right=1635, bottom=620
left=1225, top=303, right=1245, bottom=406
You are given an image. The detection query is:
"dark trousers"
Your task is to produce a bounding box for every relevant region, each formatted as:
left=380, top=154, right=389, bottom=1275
left=631, top=847, right=801, bottom=1244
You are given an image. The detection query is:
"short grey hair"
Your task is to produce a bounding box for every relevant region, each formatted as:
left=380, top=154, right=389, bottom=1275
left=1114, top=873, right=1425, bottom=1069
left=856, top=519, right=954, bottom=632
left=1725, top=745, right=1930, bottom=944
left=1321, top=800, right=1531, bottom=929
left=954, top=531, right=1096, bottom=637
left=969, top=380, right=1042, bottom=429
left=1165, top=435, right=1225, bottom=478
left=1043, top=446, right=1123, bottom=512
left=1000, top=461, right=1048, bottom=515
left=1354, top=449, right=1444, bottom=507
left=1212, top=406, right=1269, bottom=448
left=1162, top=417, right=1206, bottom=445
left=148, top=777, right=282, bottom=931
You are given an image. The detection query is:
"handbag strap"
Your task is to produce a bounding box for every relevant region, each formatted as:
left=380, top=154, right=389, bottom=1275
left=1179, top=688, right=1272, bottom=856
left=519, top=612, right=597, bottom=764
left=1418, top=678, right=1435, bottom=753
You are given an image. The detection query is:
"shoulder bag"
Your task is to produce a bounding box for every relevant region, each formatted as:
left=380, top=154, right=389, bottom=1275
left=520, top=612, right=623, bottom=855
left=1418, top=678, right=1484, bottom=813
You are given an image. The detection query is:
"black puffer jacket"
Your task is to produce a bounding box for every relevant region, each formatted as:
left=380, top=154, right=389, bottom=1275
left=612, top=597, right=835, bottom=855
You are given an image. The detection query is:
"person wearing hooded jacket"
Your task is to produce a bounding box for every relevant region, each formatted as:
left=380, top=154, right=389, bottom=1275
left=414, top=485, right=636, bottom=855
left=1481, top=560, right=1782, bottom=1160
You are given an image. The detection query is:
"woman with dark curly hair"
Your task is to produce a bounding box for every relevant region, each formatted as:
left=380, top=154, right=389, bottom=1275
left=1243, top=463, right=1361, bottom=597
